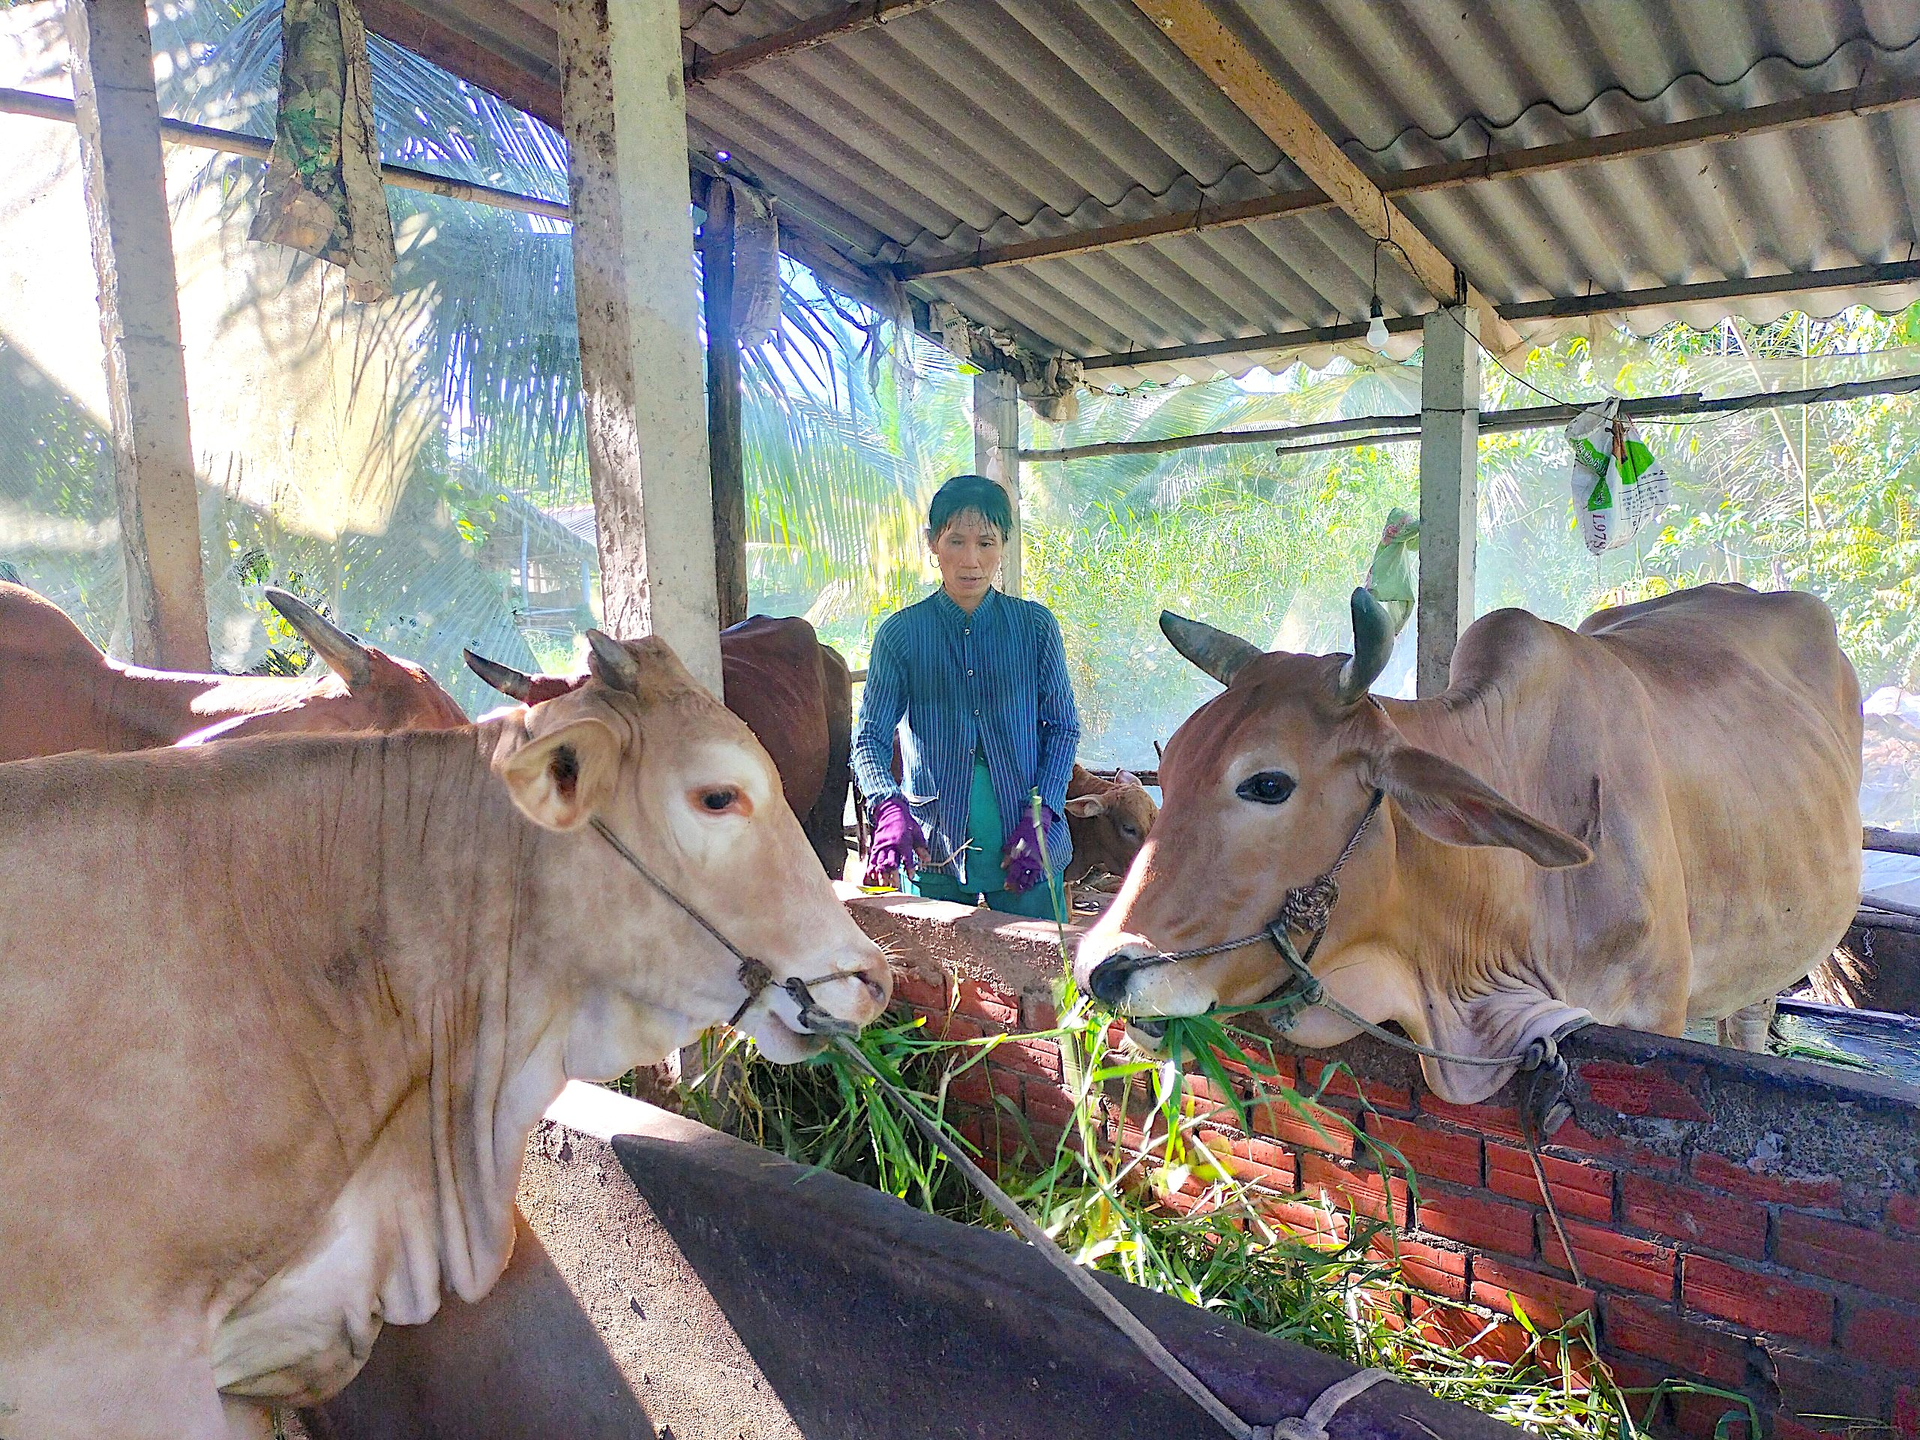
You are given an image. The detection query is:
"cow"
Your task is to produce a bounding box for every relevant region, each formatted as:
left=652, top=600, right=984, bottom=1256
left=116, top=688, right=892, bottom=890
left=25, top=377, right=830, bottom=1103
left=0, top=631, right=888, bottom=1439
left=464, top=614, right=854, bottom=878
left=1063, top=763, right=1158, bottom=890
left=0, top=581, right=467, bottom=760
left=1075, top=583, right=1863, bottom=1103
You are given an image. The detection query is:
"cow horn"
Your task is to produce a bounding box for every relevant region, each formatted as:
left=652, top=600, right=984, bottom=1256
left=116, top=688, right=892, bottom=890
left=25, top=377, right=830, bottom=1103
left=265, top=588, right=371, bottom=687
left=585, top=629, right=642, bottom=693
left=463, top=648, right=538, bottom=702
left=1159, top=611, right=1262, bottom=687
left=1335, top=587, right=1394, bottom=704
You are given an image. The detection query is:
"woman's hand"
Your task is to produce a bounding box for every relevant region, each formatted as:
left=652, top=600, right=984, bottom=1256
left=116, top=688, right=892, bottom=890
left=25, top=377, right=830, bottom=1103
left=1001, top=804, right=1055, bottom=893
left=864, top=796, right=926, bottom=888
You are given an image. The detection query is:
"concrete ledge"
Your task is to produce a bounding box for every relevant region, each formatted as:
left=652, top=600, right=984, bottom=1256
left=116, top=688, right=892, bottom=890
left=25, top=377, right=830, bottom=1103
left=840, top=882, right=1081, bottom=1011
left=317, top=1084, right=1525, bottom=1440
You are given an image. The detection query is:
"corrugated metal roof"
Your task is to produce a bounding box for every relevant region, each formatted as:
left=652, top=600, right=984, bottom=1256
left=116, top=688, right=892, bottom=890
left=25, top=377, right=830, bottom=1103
left=393, top=0, right=1920, bottom=384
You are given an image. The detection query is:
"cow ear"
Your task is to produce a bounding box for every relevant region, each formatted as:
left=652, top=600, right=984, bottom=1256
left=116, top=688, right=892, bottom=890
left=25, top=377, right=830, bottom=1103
left=1368, top=746, right=1591, bottom=869
left=1063, top=794, right=1106, bottom=818
left=499, top=718, right=623, bottom=832
left=1115, top=769, right=1142, bottom=788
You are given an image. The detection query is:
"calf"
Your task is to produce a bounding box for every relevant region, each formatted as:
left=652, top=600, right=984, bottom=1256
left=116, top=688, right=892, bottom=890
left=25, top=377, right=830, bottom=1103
left=1062, top=763, right=1158, bottom=889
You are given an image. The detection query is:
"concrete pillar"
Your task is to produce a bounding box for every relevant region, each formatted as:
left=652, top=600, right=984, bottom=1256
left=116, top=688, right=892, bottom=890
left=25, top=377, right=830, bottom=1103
left=972, top=369, right=1022, bottom=596
left=1416, top=306, right=1479, bottom=698
left=558, top=0, right=721, bottom=692
left=700, top=176, right=749, bottom=631
left=67, top=0, right=210, bottom=670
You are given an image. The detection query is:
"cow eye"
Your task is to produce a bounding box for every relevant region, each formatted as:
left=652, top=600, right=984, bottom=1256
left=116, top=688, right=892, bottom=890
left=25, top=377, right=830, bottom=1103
left=1235, top=771, right=1295, bottom=805
left=698, top=787, right=741, bottom=813
left=1119, top=823, right=1141, bottom=840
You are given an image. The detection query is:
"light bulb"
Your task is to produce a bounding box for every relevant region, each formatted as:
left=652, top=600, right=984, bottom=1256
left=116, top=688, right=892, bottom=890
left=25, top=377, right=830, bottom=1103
left=1365, top=301, right=1389, bottom=353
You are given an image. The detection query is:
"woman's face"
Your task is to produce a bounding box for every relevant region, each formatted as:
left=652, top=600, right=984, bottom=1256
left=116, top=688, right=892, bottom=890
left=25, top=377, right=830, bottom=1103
left=931, top=510, right=1003, bottom=608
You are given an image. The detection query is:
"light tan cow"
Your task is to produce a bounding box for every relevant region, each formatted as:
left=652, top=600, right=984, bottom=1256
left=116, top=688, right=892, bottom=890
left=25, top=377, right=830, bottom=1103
left=0, top=632, right=888, bottom=1439
left=0, top=581, right=467, bottom=759
left=1076, top=584, right=1862, bottom=1102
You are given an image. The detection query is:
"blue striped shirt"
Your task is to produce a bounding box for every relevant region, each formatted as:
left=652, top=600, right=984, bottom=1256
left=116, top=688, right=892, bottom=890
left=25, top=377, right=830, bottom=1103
left=854, top=587, right=1080, bottom=881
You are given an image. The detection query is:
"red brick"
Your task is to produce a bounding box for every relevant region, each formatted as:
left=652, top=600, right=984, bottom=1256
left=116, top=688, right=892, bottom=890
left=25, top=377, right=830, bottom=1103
left=1622, top=1173, right=1767, bottom=1259
left=1770, top=1417, right=1851, bottom=1440
left=987, top=1037, right=1063, bottom=1082
left=1895, top=1385, right=1918, bottom=1440
left=1024, top=1081, right=1079, bottom=1130
left=1689, top=1151, right=1843, bottom=1209
left=1542, top=1217, right=1676, bottom=1298
left=1767, top=1347, right=1888, bottom=1424
left=954, top=978, right=1020, bottom=1027
left=1890, top=1194, right=1920, bottom=1238
left=1579, top=1060, right=1711, bottom=1122
left=1683, top=1256, right=1835, bottom=1346
left=1418, top=1188, right=1539, bottom=1258
left=945, top=1063, right=994, bottom=1108
left=1370, top=1233, right=1469, bottom=1301
left=1471, top=1256, right=1596, bottom=1326
left=1300, top=1057, right=1413, bottom=1112
left=1250, top=1095, right=1356, bottom=1157
left=1406, top=1295, right=1535, bottom=1366
left=1302, top=1154, right=1412, bottom=1227
left=1420, top=1094, right=1528, bottom=1143
left=1262, top=1196, right=1347, bottom=1243
left=1486, top=1143, right=1615, bottom=1221
left=1227, top=1135, right=1297, bottom=1191
left=1021, top=995, right=1060, bottom=1032
left=891, top=969, right=948, bottom=1010
left=1672, top=1391, right=1757, bottom=1440
left=920, top=1009, right=990, bottom=1042
left=1547, top=1118, right=1685, bottom=1175
left=1842, top=1303, right=1920, bottom=1371
left=1775, top=1212, right=1920, bottom=1301
left=1599, top=1294, right=1755, bottom=1388
left=1367, top=1114, right=1482, bottom=1188
left=1216, top=1045, right=1295, bottom=1085
left=1183, top=1073, right=1236, bottom=1111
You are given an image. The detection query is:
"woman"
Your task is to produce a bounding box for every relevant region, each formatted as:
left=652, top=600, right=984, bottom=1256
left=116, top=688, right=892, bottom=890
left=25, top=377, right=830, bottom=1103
left=853, top=474, right=1080, bottom=918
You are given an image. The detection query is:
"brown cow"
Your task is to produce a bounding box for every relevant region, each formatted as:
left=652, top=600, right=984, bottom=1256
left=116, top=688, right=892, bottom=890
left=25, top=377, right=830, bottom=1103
left=1077, top=584, right=1862, bottom=1101
left=1062, top=763, right=1157, bottom=889
left=0, top=632, right=888, bottom=1438
left=0, top=582, right=466, bottom=760
left=465, top=614, right=854, bottom=877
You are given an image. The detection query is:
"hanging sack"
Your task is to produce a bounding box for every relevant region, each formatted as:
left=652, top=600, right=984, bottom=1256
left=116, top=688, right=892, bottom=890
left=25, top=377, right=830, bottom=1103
left=1565, top=399, right=1671, bottom=554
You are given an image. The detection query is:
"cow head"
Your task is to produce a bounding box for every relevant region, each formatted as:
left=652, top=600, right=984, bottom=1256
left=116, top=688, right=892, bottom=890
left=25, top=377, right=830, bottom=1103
left=1074, top=589, right=1589, bottom=1093
left=181, top=590, right=469, bottom=742
left=490, top=631, right=889, bottom=1071
left=1063, top=771, right=1158, bottom=883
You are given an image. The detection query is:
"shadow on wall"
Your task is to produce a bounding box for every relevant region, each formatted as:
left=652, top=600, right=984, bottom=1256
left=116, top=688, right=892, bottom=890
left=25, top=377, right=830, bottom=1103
left=304, top=1209, right=659, bottom=1440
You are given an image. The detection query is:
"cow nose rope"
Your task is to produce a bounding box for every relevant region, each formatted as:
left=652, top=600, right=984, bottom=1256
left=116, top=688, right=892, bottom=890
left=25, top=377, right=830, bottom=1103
left=588, top=817, right=867, bottom=1037
left=592, top=817, right=1396, bottom=1440
left=829, top=1032, right=1394, bottom=1440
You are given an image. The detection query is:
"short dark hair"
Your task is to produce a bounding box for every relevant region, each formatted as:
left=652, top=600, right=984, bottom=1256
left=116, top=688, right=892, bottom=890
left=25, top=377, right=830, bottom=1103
left=926, top=474, right=1012, bottom=543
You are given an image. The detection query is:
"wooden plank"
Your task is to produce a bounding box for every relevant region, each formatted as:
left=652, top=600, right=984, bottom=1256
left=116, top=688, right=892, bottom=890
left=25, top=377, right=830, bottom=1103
left=359, top=0, right=562, bottom=129
left=1129, top=0, right=1522, bottom=353
left=701, top=177, right=749, bottom=630
left=1077, top=260, right=1920, bottom=373
left=65, top=0, right=210, bottom=670
left=686, top=0, right=953, bottom=87
left=900, top=77, right=1920, bottom=281
left=1866, top=827, right=1920, bottom=858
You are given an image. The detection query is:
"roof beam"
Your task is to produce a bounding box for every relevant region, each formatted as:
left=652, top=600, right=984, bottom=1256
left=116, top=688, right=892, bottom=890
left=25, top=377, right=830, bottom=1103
left=359, top=0, right=561, bottom=129
left=685, top=0, right=953, bottom=87
left=1130, top=0, right=1522, bottom=352
left=899, top=76, right=1920, bottom=281
left=1077, top=259, right=1920, bottom=374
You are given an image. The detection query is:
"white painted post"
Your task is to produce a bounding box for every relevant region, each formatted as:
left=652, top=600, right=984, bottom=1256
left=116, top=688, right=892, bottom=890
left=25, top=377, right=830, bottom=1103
left=558, top=0, right=722, bottom=693
left=972, top=369, right=1022, bottom=596
left=67, top=0, right=210, bottom=670
left=1416, top=306, right=1480, bottom=698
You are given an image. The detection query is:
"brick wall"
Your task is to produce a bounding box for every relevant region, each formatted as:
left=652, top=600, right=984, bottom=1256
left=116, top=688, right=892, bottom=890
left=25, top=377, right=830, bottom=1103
left=853, top=894, right=1920, bottom=1440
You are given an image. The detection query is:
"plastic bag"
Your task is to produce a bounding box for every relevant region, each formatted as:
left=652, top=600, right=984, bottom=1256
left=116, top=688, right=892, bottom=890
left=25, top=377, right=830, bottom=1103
left=1364, top=507, right=1419, bottom=637
left=1566, top=400, right=1671, bottom=554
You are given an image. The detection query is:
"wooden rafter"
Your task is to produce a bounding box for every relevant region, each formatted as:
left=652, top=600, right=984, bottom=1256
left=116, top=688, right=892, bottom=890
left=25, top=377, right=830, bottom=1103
left=685, top=0, right=953, bottom=87
left=1077, top=260, right=1920, bottom=374
left=1130, top=0, right=1522, bottom=352
left=900, top=76, right=1920, bottom=281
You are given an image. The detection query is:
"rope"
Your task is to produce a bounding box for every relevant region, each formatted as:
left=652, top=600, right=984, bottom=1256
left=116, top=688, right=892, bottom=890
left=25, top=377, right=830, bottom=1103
left=831, top=1035, right=1396, bottom=1440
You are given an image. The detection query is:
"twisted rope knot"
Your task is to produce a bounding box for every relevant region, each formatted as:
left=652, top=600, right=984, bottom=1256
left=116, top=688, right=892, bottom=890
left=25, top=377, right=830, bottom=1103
left=1278, top=874, right=1339, bottom=936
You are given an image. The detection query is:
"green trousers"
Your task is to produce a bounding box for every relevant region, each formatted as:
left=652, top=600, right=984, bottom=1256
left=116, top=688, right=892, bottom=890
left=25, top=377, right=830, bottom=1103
left=905, top=749, right=1065, bottom=920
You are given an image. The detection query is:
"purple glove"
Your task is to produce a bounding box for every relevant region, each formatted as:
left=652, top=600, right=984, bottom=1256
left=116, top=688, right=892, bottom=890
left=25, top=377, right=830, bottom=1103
left=1001, top=802, right=1056, bottom=894
left=864, top=795, right=924, bottom=886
